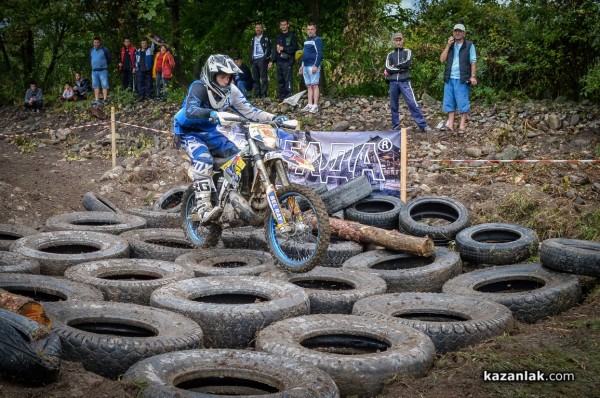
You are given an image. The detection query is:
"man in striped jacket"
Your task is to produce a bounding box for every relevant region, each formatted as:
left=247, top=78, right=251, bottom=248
left=384, top=32, right=431, bottom=132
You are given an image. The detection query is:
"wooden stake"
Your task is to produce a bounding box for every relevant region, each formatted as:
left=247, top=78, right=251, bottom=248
left=400, top=127, right=407, bottom=203
left=111, top=106, right=116, bottom=167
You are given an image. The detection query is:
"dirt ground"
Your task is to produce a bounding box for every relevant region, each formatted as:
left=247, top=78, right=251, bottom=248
left=0, top=99, right=598, bottom=397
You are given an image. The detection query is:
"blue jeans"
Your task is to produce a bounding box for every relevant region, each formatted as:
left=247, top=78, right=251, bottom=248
left=156, top=73, right=170, bottom=99
left=389, top=81, right=427, bottom=129
left=137, top=70, right=152, bottom=98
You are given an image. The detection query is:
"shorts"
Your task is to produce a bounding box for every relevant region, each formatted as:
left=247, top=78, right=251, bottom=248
left=442, top=79, right=470, bottom=113
left=303, top=66, right=321, bottom=86
left=92, top=70, right=109, bottom=90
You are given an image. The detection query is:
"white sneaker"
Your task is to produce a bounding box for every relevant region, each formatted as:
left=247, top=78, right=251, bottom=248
left=300, top=103, right=312, bottom=113
left=309, top=104, right=319, bottom=114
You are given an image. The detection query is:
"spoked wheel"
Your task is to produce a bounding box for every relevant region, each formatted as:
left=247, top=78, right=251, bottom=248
left=265, top=184, right=330, bottom=273
left=181, top=186, right=222, bottom=248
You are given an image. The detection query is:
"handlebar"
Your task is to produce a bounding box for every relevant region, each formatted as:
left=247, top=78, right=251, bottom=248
left=217, top=112, right=298, bottom=129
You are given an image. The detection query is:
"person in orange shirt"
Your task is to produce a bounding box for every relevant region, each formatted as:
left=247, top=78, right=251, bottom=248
left=153, top=44, right=175, bottom=101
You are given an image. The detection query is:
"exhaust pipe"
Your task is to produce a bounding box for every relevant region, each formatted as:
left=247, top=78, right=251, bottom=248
left=229, top=191, right=262, bottom=226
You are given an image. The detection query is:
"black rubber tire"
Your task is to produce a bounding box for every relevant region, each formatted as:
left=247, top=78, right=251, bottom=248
left=265, top=183, right=331, bottom=273
left=353, top=292, right=515, bottom=353
left=540, top=238, right=600, bottom=277
left=0, top=224, right=38, bottom=251
left=123, top=349, right=340, bottom=397
left=221, top=226, right=260, bottom=249
left=279, top=234, right=364, bottom=269
left=64, top=259, right=195, bottom=305
left=319, top=175, right=373, bottom=215
left=127, top=207, right=181, bottom=229
left=0, top=251, right=40, bottom=274
left=175, top=249, right=276, bottom=277
left=260, top=267, right=387, bottom=314
left=152, top=185, right=188, bottom=213
left=442, top=263, right=582, bottom=323
left=45, top=211, right=147, bottom=235
left=11, top=231, right=130, bottom=276
left=0, top=308, right=61, bottom=385
left=81, top=192, right=122, bottom=213
left=150, top=276, right=310, bottom=349
left=342, top=247, right=462, bottom=293
left=256, top=314, right=435, bottom=397
left=455, top=223, right=539, bottom=265
left=297, top=183, right=328, bottom=211
left=44, top=300, right=203, bottom=379
left=121, top=228, right=196, bottom=261
left=0, top=273, right=104, bottom=302
left=398, top=196, right=470, bottom=245
left=344, top=195, right=404, bottom=230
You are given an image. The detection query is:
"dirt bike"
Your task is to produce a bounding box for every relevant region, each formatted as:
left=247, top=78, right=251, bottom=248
left=180, top=113, right=330, bottom=273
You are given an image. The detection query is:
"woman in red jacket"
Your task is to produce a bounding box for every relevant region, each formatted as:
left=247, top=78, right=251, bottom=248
left=153, top=44, right=176, bottom=101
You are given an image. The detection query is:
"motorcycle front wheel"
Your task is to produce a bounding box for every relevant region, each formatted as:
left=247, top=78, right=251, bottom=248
left=181, top=186, right=222, bottom=248
left=265, top=184, right=330, bottom=273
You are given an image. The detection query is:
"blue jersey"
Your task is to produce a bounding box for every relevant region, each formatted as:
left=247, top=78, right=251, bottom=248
left=301, top=36, right=323, bottom=68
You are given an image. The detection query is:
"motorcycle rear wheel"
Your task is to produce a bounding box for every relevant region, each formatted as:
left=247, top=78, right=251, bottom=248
left=265, top=184, right=330, bottom=273
left=181, top=186, right=222, bottom=248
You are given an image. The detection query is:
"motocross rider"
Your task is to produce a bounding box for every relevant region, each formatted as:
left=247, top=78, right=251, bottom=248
left=173, top=54, right=288, bottom=222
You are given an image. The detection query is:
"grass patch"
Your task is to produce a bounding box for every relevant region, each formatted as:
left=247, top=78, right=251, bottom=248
left=10, top=135, right=37, bottom=154
left=474, top=187, right=600, bottom=241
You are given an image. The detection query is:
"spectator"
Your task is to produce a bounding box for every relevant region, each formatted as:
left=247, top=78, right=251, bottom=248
left=23, top=81, right=43, bottom=111
left=269, top=19, right=298, bottom=102
left=249, top=23, right=271, bottom=98
left=135, top=37, right=155, bottom=101
left=60, top=83, right=76, bottom=101
left=118, top=37, right=136, bottom=91
left=384, top=32, right=431, bottom=132
left=439, top=23, right=477, bottom=134
left=73, top=72, right=91, bottom=100
left=233, top=55, right=253, bottom=97
left=90, top=36, right=111, bottom=105
left=298, top=22, right=323, bottom=114
left=153, top=44, right=175, bottom=101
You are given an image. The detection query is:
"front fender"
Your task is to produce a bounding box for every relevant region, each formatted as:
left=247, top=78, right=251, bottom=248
left=264, top=150, right=315, bottom=172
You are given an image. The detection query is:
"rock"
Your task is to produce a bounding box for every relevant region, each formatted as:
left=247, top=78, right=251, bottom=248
left=465, top=147, right=482, bottom=157
left=496, top=145, right=519, bottom=160
left=332, top=120, right=350, bottom=131
left=547, top=113, right=561, bottom=130
left=569, top=114, right=580, bottom=126
left=592, top=183, right=600, bottom=193
left=421, top=93, right=437, bottom=107
left=100, top=166, right=125, bottom=181
left=568, top=174, right=590, bottom=185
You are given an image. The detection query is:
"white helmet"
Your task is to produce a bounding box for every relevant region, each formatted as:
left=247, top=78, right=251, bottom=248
left=200, top=54, right=242, bottom=108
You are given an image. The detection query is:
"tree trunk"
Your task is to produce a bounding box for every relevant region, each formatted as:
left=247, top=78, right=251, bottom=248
left=168, top=0, right=185, bottom=86
left=0, top=288, right=52, bottom=328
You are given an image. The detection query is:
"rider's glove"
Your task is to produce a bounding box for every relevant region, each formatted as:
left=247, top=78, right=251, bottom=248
left=209, top=111, right=220, bottom=124
left=273, top=115, right=289, bottom=123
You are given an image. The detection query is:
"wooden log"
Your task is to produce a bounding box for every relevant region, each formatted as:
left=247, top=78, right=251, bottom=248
left=0, top=288, right=52, bottom=328
left=328, top=217, right=434, bottom=257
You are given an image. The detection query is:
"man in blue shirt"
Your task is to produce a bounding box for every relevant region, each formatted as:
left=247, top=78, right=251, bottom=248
left=299, top=22, right=323, bottom=114
left=440, top=24, right=477, bottom=134
left=90, top=37, right=112, bottom=105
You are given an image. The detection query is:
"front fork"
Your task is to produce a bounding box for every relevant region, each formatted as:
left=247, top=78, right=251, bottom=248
left=248, top=140, right=293, bottom=231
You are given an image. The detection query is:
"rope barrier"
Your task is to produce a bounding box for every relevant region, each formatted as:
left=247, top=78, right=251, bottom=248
left=408, top=158, right=600, bottom=164
left=114, top=121, right=171, bottom=135
left=0, top=122, right=109, bottom=139
left=3, top=116, right=597, bottom=165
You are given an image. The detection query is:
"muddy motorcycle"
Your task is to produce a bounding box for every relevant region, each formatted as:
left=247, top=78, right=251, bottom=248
left=180, top=113, right=330, bottom=273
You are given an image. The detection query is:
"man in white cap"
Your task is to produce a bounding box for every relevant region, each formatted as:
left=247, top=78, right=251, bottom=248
left=439, top=23, right=477, bottom=135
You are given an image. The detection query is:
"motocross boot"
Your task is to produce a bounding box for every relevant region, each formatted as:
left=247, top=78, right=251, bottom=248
left=193, top=178, right=220, bottom=223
